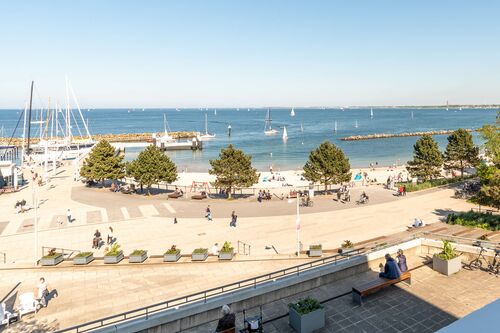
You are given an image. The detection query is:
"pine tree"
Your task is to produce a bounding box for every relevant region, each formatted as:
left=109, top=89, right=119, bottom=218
left=126, top=145, right=177, bottom=195
left=406, top=135, right=443, bottom=181
left=80, top=140, right=125, bottom=185
left=477, top=113, right=500, bottom=209
left=480, top=112, right=500, bottom=167
left=209, top=144, right=259, bottom=198
left=444, top=129, right=480, bottom=178
left=303, top=141, right=351, bottom=191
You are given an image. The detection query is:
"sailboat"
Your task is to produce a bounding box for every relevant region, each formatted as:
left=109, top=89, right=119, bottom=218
left=282, top=126, right=288, bottom=141
left=334, top=121, right=338, bottom=133
left=290, top=108, right=295, bottom=117
left=370, top=108, right=374, bottom=119
left=264, top=109, right=278, bottom=135
left=153, top=114, right=194, bottom=150
left=354, top=120, right=358, bottom=128
left=300, top=123, right=304, bottom=133
left=411, top=111, right=414, bottom=119
left=214, top=109, right=217, bottom=116
left=200, top=113, right=216, bottom=141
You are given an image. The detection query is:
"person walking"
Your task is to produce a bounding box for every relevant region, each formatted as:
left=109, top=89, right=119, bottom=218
left=66, top=209, right=72, bottom=223
left=205, top=205, right=212, bottom=221
left=230, top=211, right=237, bottom=228
left=37, top=277, right=49, bottom=308
left=107, top=227, right=114, bottom=245
left=397, top=249, right=408, bottom=272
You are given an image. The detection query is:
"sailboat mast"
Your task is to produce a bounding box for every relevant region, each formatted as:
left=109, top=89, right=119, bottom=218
left=26, top=81, right=34, bottom=156
left=205, top=113, right=208, bottom=134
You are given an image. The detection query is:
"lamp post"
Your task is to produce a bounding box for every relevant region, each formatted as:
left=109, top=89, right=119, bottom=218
left=289, top=196, right=301, bottom=257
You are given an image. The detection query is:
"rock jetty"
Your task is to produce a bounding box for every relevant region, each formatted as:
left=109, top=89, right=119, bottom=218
left=0, top=131, right=198, bottom=147
left=340, top=129, right=477, bottom=141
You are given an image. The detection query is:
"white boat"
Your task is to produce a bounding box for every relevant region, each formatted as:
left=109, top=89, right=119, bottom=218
left=334, top=120, right=338, bottom=133
left=282, top=126, right=288, bottom=141
left=370, top=108, right=373, bottom=119
left=354, top=120, right=358, bottom=128
left=290, top=108, right=295, bottom=117
left=200, top=113, right=216, bottom=141
left=154, top=114, right=201, bottom=150
left=411, top=111, right=414, bottom=119
left=214, top=109, right=217, bottom=116
left=264, top=109, right=278, bottom=135
left=300, top=123, right=304, bottom=133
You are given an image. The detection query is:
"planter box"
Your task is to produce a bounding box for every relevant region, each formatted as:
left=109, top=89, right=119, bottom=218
left=308, top=248, right=322, bottom=257
left=289, top=307, right=325, bottom=333
left=40, top=253, right=64, bottom=266
left=164, top=252, right=181, bottom=262
left=338, top=247, right=355, bottom=255
left=129, top=251, right=147, bottom=263
left=433, top=254, right=461, bottom=276
left=191, top=252, right=208, bottom=261
left=104, top=251, right=124, bottom=264
left=218, top=251, right=234, bottom=260
left=73, top=253, right=94, bottom=265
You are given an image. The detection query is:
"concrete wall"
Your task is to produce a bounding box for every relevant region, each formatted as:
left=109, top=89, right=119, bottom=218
left=94, top=240, right=421, bottom=333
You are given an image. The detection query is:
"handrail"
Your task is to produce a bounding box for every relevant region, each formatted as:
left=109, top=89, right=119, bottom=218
left=56, top=248, right=364, bottom=332
left=42, top=246, right=81, bottom=260
left=419, top=231, right=500, bottom=248
left=237, top=240, right=251, bottom=255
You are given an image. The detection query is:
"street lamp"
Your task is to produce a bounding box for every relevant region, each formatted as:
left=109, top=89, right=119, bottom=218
left=288, top=196, right=301, bottom=257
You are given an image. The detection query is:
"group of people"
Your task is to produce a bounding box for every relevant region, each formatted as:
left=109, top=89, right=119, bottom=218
left=110, top=182, right=136, bottom=194
left=357, top=191, right=369, bottom=204
left=257, top=190, right=272, bottom=202
left=337, top=185, right=351, bottom=202
left=397, top=185, right=407, bottom=196
left=379, top=250, right=408, bottom=279
left=92, top=227, right=114, bottom=249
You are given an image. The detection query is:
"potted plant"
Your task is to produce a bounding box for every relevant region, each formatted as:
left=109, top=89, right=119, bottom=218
left=191, top=248, right=208, bottom=261
left=308, top=244, right=322, bottom=257
left=433, top=240, right=461, bottom=276
left=338, top=240, right=354, bottom=254
left=218, top=241, right=234, bottom=260
left=104, top=243, right=124, bottom=264
left=73, top=252, right=94, bottom=265
left=40, top=248, right=64, bottom=266
left=164, top=245, right=181, bottom=262
left=288, top=297, right=325, bottom=333
left=129, top=249, right=148, bottom=263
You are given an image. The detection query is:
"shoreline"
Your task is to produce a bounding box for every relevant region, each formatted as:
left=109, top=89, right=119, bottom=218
left=341, top=128, right=478, bottom=141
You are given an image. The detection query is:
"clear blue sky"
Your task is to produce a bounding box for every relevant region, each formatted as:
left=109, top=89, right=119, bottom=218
left=1, top=0, right=499, bottom=108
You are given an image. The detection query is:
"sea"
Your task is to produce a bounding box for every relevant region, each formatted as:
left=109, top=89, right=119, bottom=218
left=0, top=108, right=497, bottom=172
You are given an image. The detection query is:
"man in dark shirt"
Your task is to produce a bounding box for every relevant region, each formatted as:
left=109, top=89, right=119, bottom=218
left=379, top=254, right=401, bottom=279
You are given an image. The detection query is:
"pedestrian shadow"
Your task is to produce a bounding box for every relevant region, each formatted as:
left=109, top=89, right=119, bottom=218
left=45, top=289, right=58, bottom=306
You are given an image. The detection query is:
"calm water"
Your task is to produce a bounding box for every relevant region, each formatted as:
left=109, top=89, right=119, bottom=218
left=0, top=108, right=496, bottom=171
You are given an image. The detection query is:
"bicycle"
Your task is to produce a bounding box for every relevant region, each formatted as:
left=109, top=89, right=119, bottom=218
left=468, top=246, right=500, bottom=275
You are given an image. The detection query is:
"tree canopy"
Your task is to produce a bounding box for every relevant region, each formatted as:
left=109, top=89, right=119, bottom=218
left=209, top=144, right=259, bottom=198
left=480, top=112, right=500, bottom=167
left=443, top=128, right=479, bottom=177
left=303, top=141, right=351, bottom=190
left=406, top=134, right=443, bottom=181
left=80, top=140, right=125, bottom=184
left=126, top=145, right=177, bottom=195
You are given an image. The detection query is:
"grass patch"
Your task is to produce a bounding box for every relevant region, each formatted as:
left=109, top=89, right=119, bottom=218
left=309, top=244, right=322, bottom=250
left=130, top=249, right=146, bottom=256
left=75, top=252, right=93, bottom=258
left=192, top=248, right=208, bottom=254
left=397, top=176, right=473, bottom=192
left=446, top=211, right=500, bottom=231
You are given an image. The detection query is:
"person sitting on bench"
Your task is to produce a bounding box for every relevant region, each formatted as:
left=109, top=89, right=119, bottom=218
left=215, top=305, right=235, bottom=332
left=379, top=254, right=401, bottom=279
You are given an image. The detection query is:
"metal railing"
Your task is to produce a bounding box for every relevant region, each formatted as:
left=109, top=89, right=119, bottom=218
left=56, top=248, right=363, bottom=333
left=42, top=246, right=81, bottom=260
left=237, top=240, right=251, bottom=255
left=419, top=232, right=500, bottom=249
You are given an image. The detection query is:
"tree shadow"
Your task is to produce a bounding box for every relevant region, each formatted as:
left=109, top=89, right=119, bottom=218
left=433, top=208, right=461, bottom=221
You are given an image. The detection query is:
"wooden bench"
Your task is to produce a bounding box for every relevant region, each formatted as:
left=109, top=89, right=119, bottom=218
left=168, top=192, right=183, bottom=199
left=352, top=271, right=411, bottom=305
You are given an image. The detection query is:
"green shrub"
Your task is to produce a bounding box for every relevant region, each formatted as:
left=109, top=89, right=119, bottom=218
left=341, top=240, right=354, bottom=248
left=75, top=252, right=93, bottom=258
left=42, top=249, right=61, bottom=259
left=437, top=240, right=459, bottom=260
left=309, top=244, right=322, bottom=250
left=130, top=249, right=146, bottom=256
left=220, top=241, right=233, bottom=253
left=446, top=211, right=500, bottom=231
left=192, top=248, right=208, bottom=254
left=288, top=297, right=323, bottom=315
left=165, top=245, right=180, bottom=255
left=106, top=243, right=122, bottom=256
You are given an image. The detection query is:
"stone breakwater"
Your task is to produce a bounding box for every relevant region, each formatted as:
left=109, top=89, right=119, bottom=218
left=340, top=129, right=477, bottom=141
left=0, top=132, right=198, bottom=146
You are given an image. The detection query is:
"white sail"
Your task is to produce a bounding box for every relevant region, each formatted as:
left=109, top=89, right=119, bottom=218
left=411, top=111, right=414, bottom=119
left=200, top=113, right=216, bottom=140
left=370, top=108, right=373, bottom=119
left=334, top=120, right=338, bottom=133
left=290, top=108, right=295, bottom=117
left=264, top=109, right=278, bottom=135
left=300, top=123, right=304, bottom=133
left=214, top=109, right=217, bottom=115
left=354, top=120, right=358, bottom=128
left=282, top=126, right=288, bottom=141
